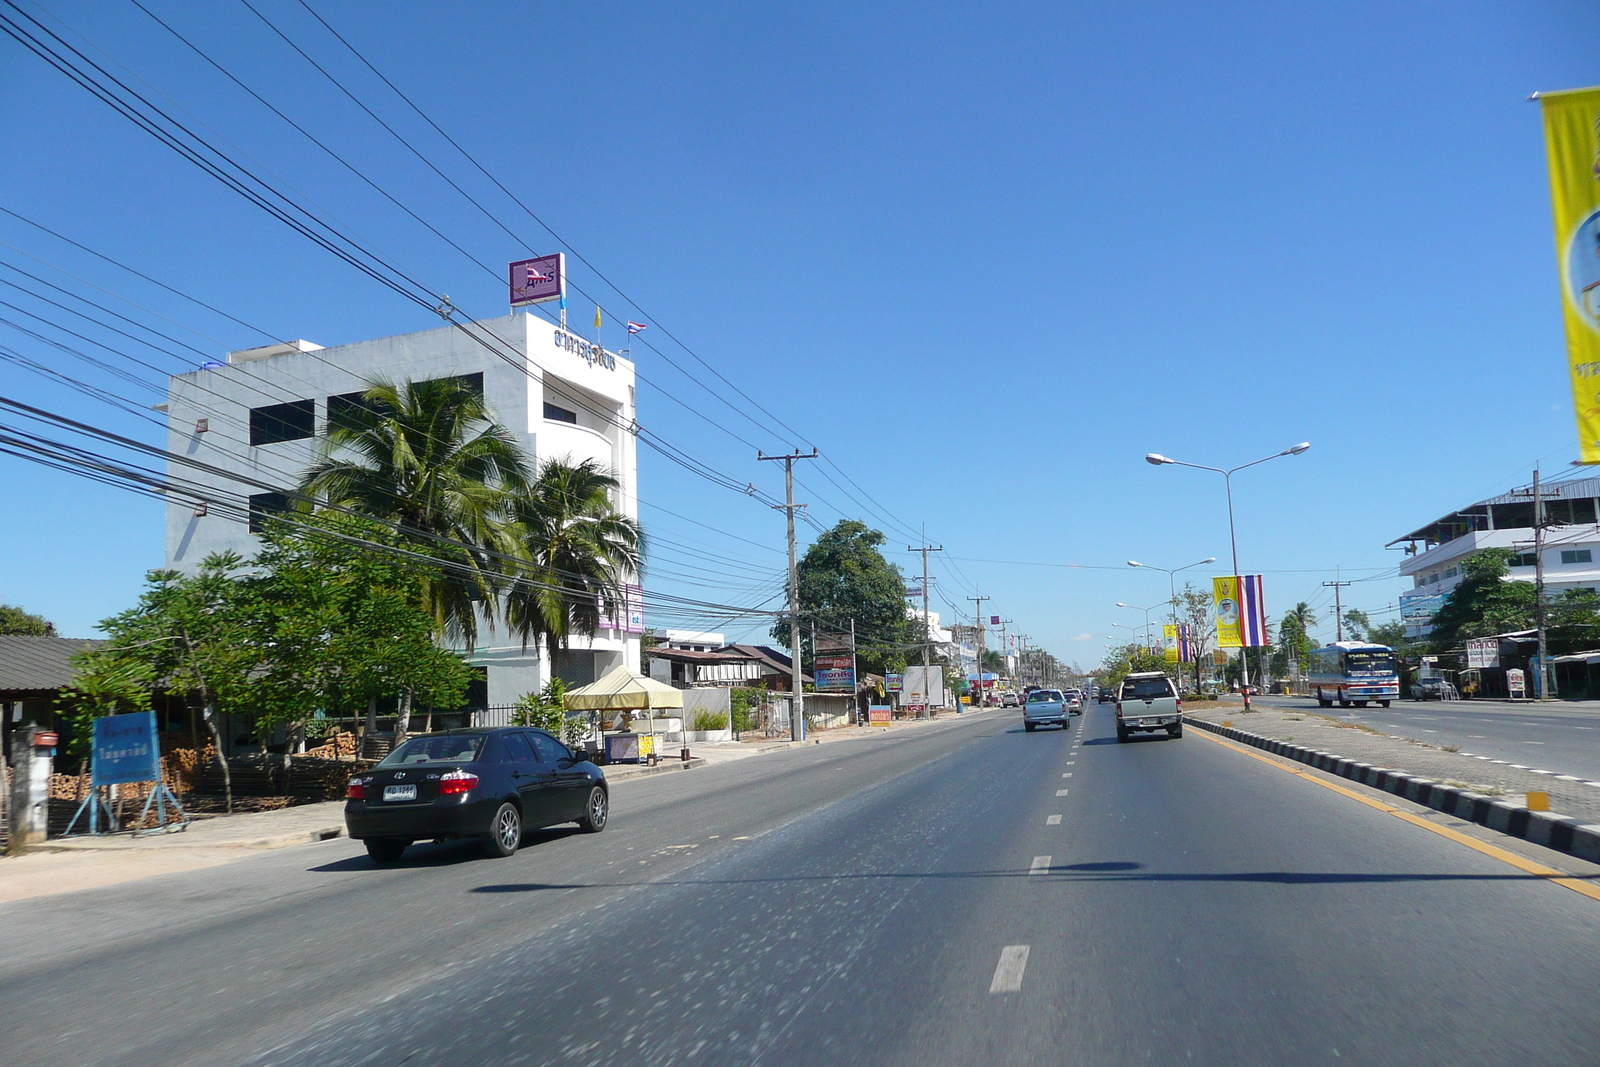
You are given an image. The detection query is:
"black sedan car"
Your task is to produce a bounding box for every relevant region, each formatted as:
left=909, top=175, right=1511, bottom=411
left=345, top=727, right=608, bottom=864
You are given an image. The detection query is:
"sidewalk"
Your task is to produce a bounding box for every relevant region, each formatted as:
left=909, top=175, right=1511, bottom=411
left=0, top=708, right=995, bottom=905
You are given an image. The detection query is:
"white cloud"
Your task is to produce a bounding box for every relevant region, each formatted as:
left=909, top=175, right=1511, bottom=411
left=1071, top=633, right=1091, bottom=641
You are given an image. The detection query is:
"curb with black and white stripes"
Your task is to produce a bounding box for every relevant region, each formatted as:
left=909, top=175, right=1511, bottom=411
left=1188, top=716, right=1600, bottom=865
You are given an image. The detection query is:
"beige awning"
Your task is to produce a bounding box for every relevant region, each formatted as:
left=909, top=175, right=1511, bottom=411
left=562, top=665, right=684, bottom=711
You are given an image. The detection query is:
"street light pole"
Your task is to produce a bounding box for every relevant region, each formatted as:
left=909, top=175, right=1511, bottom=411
left=1146, top=443, right=1309, bottom=710
left=1129, top=557, right=1216, bottom=692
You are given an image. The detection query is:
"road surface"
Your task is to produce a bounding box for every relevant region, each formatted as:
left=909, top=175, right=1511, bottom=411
left=4, top=705, right=1599, bottom=1066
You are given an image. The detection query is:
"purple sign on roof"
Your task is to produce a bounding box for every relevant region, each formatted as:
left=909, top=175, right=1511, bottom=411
left=509, top=253, right=564, bottom=307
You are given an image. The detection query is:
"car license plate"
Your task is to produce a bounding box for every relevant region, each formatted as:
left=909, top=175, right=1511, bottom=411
left=383, top=784, right=417, bottom=802
left=1140, top=718, right=1156, bottom=726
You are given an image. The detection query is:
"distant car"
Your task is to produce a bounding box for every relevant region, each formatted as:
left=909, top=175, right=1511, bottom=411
left=1411, top=678, right=1447, bottom=701
left=345, top=727, right=609, bottom=864
left=1023, top=688, right=1069, bottom=731
left=1116, top=672, right=1183, bottom=741
left=1060, top=688, right=1084, bottom=713
left=1096, top=687, right=1114, bottom=703
left=1001, top=690, right=1020, bottom=707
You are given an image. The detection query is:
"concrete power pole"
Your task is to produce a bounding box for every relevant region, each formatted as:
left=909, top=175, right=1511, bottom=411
left=759, top=449, right=817, bottom=741
left=1322, top=580, right=1352, bottom=642
left=907, top=541, right=943, bottom=717
left=968, top=594, right=991, bottom=708
left=1534, top=467, right=1551, bottom=701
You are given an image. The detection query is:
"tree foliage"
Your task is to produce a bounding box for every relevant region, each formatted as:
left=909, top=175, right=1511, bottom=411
left=0, top=603, right=56, bottom=636
left=1428, top=549, right=1536, bottom=649
left=772, top=520, right=911, bottom=677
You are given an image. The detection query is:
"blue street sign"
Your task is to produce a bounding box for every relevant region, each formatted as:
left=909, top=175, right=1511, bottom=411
left=92, top=711, right=159, bottom=787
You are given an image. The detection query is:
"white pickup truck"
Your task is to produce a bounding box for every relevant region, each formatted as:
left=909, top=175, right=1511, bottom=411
left=1115, top=672, right=1182, bottom=741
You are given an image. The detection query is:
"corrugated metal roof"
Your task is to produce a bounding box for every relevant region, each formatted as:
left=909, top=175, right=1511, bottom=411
left=1391, top=476, right=1600, bottom=545
left=0, top=636, right=103, bottom=692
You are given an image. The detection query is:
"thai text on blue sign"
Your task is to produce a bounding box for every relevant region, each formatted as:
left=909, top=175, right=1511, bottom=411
left=92, top=711, right=159, bottom=787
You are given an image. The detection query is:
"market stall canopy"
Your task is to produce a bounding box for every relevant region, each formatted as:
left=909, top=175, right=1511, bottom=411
left=562, top=666, right=684, bottom=711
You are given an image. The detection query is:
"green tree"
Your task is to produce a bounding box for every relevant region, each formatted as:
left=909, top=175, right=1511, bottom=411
left=1342, top=608, right=1370, bottom=641
left=1428, top=549, right=1536, bottom=649
left=1367, top=619, right=1409, bottom=649
left=0, top=603, right=56, bottom=636
left=1277, top=601, right=1315, bottom=668
left=504, top=457, right=644, bottom=653
left=772, top=520, right=910, bottom=677
left=72, top=555, right=263, bottom=812
left=247, top=514, right=473, bottom=746
left=299, top=376, right=531, bottom=649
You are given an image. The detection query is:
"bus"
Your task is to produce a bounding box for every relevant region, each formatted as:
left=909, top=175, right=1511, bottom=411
left=1307, top=642, right=1399, bottom=708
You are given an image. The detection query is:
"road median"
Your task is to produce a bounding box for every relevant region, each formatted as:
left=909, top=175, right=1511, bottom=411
left=1186, top=712, right=1600, bottom=865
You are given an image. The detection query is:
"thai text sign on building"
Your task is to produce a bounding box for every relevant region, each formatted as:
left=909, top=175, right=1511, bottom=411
left=814, top=633, right=855, bottom=692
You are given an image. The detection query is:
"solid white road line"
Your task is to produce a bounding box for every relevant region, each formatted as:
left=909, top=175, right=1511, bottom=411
left=1046, top=815, right=1062, bottom=825
left=990, top=945, right=1030, bottom=993
left=1029, top=855, right=1052, bottom=874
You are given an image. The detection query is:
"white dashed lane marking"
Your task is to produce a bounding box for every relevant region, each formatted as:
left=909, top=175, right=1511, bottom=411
left=990, top=946, right=1030, bottom=993
left=1062, top=772, right=1073, bottom=778
left=1056, top=789, right=1069, bottom=796
left=1046, top=815, right=1062, bottom=825
left=1029, top=855, right=1052, bottom=875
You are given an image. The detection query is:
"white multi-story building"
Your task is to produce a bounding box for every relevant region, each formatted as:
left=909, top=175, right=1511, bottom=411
left=1389, top=476, right=1600, bottom=637
left=162, top=312, right=641, bottom=707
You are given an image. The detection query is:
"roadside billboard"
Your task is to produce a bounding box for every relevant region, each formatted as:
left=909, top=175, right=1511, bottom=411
left=903, top=665, right=946, bottom=707
left=1467, top=637, right=1500, bottom=669
left=814, top=633, right=855, bottom=692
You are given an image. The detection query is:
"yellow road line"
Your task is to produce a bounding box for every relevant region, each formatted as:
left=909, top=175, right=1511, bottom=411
left=1190, top=725, right=1600, bottom=904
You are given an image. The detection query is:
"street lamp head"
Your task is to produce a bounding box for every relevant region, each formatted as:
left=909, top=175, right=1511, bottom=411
left=1127, top=560, right=1142, bottom=568
left=1201, top=556, right=1217, bottom=564
left=1116, top=602, right=1127, bottom=607
left=1145, top=453, right=1172, bottom=465
left=1287, top=442, right=1310, bottom=455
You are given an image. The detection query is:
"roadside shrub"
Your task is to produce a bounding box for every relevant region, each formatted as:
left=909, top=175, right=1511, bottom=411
left=692, top=709, right=728, bottom=732
left=512, top=678, right=587, bottom=747
left=731, top=687, right=764, bottom=732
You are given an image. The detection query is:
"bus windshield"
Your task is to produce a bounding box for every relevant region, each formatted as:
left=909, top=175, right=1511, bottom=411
left=1345, top=650, right=1396, bottom=675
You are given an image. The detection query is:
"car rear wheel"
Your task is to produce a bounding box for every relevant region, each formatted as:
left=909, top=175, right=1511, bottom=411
left=1379, top=700, right=1391, bottom=708
left=1354, top=700, right=1369, bottom=707
left=483, top=802, right=522, bottom=858
left=1167, top=724, right=1183, bottom=739
left=1024, top=722, right=1036, bottom=732
left=365, top=838, right=409, bottom=864
left=576, top=785, right=609, bottom=833
left=1116, top=724, right=1129, bottom=742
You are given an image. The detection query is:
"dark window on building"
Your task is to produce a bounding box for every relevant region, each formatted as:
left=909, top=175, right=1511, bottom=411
left=543, top=402, right=578, bottom=424
left=1561, top=549, right=1593, bottom=565
left=248, top=491, right=289, bottom=534
left=427, top=372, right=483, bottom=396
left=1490, top=502, right=1534, bottom=530
left=1576, top=499, right=1598, bottom=525
left=249, top=400, right=314, bottom=445
left=1509, top=553, right=1537, bottom=568
left=327, top=391, right=385, bottom=434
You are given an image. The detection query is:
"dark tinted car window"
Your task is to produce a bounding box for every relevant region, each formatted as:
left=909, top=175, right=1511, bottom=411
left=378, top=733, right=485, bottom=766
left=529, top=731, right=568, bottom=763
left=1121, top=678, right=1174, bottom=700
left=501, top=732, right=537, bottom=763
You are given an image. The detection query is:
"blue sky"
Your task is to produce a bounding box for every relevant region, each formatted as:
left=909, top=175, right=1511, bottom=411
left=1, top=0, right=1597, bottom=663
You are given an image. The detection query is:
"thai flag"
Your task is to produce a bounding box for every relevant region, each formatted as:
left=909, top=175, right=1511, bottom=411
left=626, top=321, right=647, bottom=334
left=526, top=265, right=550, bottom=284
left=1241, top=574, right=1268, bottom=648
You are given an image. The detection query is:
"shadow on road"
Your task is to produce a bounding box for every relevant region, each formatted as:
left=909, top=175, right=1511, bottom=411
left=307, top=828, right=582, bottom=873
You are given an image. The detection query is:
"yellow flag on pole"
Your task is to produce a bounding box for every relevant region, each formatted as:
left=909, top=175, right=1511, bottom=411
left=1213, top=576, right=1243, bottom=648
left=1540, top=86, right=1600, bottom=463
left=594, top=305, right=603, bottom=331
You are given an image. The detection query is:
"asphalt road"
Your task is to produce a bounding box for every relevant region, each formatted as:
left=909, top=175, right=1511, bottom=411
left=7, top=705, right=1600, bottom=1066
left=1250, top=693, right=1600, bottom=782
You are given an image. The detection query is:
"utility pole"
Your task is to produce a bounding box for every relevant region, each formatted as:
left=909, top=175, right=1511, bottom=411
left=759, top=448, right=818, bottom=741
left=1533, top=468, right=1551, bottom=701
left=995, top=619, right=1014, bottom=686
left=1322, top=580, right=1352, bottom=642
left=906, top=540, right=943, bottom=717
left=967, top=594, right=991, bottom=709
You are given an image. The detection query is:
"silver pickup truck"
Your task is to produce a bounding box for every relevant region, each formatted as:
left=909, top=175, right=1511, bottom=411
left=1115, top=672, right=1182, bottom=741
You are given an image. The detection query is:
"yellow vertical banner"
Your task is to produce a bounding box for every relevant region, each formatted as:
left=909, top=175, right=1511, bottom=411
left=1213, top=576, right=1243, bottom=648
left=1162, top=624, right=1179, bottom=663
left=1541, top=87, right=1600, bottom=463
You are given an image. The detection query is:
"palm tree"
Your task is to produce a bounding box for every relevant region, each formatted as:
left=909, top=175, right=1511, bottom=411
left=298, top=377, right=531, bottom=649
left=504, top=457, right=644, bottom=653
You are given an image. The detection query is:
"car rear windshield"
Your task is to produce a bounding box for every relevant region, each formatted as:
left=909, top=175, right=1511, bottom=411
left=1028, top=690, right=1062, bottom=702
left=378, top=734, right=486, bottom=767
left=1122, top=678, right=1174, bottom=700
